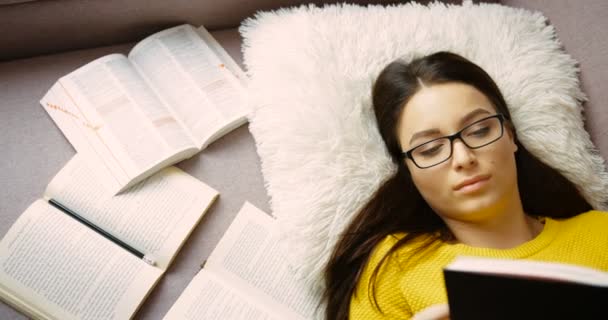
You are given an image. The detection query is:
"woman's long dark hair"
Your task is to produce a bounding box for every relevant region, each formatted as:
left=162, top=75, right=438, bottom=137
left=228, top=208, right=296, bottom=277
left=323, top=51, right=592, bottom=320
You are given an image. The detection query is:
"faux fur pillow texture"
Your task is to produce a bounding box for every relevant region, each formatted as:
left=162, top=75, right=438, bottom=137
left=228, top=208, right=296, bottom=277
left=240, top=1, right=608, bottom=288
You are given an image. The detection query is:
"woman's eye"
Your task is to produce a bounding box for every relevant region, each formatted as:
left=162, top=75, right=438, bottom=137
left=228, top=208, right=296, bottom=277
left=468, top=126, right=490, bottom=137
left=419, top=144, right=443, bottom=156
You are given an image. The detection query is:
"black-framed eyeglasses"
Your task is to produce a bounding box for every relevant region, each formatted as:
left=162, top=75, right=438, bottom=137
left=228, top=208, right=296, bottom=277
left=402, top=114, right=506, bottom=169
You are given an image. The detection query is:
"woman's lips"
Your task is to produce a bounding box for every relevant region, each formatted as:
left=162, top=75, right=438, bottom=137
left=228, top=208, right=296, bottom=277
left=453, top=175, right=491, bottom=194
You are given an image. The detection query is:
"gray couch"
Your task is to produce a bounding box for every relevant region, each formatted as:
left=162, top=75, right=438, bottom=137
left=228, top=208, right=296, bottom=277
left=1, top=0, right=606, bottom=319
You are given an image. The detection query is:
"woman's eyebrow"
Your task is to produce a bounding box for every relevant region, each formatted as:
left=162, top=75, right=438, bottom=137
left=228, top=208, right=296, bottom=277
left=409, top=128, right=441, bottom=145
left=459, top=108, right=491, bottom=126
left=408, top=108, right=492, bottom=145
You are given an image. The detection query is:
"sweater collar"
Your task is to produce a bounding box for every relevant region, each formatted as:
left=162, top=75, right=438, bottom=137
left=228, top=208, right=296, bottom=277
left=439, top=216, right=559, bottom=258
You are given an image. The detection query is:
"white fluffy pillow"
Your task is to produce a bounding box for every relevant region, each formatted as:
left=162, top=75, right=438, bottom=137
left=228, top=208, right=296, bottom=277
left=240, top=1, right=608, bottom=288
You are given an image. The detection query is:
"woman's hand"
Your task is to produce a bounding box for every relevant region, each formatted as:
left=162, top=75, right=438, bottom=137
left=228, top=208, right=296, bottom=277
left=412, top=303, right=450, bottom=320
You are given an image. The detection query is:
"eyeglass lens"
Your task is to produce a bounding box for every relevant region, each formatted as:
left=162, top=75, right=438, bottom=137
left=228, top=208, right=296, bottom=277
left=411, top=116, right=503, bottom=168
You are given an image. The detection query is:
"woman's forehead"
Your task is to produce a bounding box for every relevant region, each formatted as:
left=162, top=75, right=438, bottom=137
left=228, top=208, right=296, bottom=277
left=397, top=83, right=496, bottom=145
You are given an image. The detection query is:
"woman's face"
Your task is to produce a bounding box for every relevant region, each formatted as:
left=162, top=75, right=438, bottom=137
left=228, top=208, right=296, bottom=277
left=397, top=82, right=519, bottom=222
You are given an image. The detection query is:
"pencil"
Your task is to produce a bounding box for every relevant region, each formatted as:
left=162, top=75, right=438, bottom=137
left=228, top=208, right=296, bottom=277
left=48, top=198, right=146, bottom=261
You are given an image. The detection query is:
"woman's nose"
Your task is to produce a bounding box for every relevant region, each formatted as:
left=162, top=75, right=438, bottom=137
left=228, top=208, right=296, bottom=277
left=451, top=139, right=477, bottom=169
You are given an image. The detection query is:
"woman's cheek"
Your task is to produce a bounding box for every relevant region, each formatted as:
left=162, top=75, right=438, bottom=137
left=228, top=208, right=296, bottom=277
left=414, top=170, right=450, bottom=210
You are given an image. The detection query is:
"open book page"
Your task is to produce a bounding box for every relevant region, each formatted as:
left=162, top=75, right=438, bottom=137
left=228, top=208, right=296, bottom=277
left=43, top=153, right=218, bottom=270
left=0, top=200, right=162, bottom=320
left=194, top=26, right=248, bottom=87
left=128, top=24, right=249, bottom=149
left=41, top=81, right=127, bottom=192
left=163, top=271, right=279, bottom=320
left=201, top=202, right=323, bottom=320
left=446, top=256, right=608, bottom=285
left=43, top=53, right=200, bottom=193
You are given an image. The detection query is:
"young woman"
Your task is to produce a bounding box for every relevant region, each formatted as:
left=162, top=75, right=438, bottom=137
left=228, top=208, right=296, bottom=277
left=323, top=51, right=608, bottom=319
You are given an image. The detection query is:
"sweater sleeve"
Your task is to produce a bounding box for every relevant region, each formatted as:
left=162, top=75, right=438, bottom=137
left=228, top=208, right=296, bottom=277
left=349, top=235, right=412, bottom=319
left=578, top=210, right=608, bottom=271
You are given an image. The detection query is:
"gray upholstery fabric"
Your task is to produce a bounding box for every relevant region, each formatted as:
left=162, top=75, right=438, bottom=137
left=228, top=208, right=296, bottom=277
left=0, top=0, right=411, bottom=61
left=502, top=0, right=608, bottom=165
left=0, top=0, right=605, bottom=319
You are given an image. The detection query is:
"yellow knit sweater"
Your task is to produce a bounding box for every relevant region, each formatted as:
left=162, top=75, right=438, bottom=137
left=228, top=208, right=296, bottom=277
left=349, top=210, right=608, bottom=319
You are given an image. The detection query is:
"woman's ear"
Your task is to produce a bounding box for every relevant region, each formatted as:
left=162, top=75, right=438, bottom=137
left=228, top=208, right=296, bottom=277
left=506, top=123, right=518, bottom=152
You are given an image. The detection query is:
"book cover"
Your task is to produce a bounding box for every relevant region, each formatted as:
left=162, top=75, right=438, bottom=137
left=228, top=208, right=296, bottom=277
left=444, top=256, right=608, bottom=320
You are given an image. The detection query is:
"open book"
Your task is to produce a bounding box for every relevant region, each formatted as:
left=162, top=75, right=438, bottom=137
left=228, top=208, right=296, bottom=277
left=443, top=256, right=608, bottom=320
left=163, top=202, right=324, bottom=320
left=0, top=154, right=218, bottom=320
left=40, top=24, right=249, bottom=194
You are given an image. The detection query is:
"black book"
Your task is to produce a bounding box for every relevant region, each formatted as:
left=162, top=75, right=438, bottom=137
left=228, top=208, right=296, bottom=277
left=443, top=256, right=608, bottom=320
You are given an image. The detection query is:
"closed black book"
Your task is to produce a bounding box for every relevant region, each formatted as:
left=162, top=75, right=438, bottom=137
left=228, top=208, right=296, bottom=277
left=443, top=257, right=608, bottom=320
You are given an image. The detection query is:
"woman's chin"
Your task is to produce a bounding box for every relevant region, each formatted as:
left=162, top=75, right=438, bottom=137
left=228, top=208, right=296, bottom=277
left=448, top=194, right=503, bottom=219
